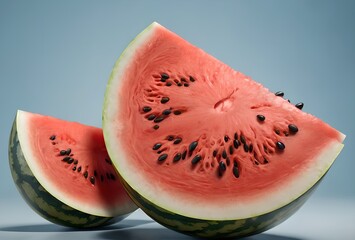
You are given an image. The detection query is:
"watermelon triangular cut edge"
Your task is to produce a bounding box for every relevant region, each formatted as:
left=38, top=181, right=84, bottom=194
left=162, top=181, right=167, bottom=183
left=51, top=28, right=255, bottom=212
left=103, top=22, right=345, bottom=238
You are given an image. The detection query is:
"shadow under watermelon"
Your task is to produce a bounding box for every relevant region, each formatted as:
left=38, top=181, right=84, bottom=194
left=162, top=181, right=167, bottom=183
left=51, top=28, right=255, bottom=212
left=0, top=221, right=303, bottom=240
left=98, top=227, right=303, bottom=240
left=0, top=219, right=152, bottom=232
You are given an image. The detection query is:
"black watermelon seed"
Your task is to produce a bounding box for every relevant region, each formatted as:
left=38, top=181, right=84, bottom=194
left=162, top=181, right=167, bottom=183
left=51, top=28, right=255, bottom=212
left=233, top=167, right=240, bottom=178
left=161, top=97, right=170, bottom=104
left=153, top=125, right=159, bottom=130
left=158, top=154, right=168, bottom=162
left=60, top=150, right=67, bottom=156
left=182, top=150, right=187, bottom=160
left=184, top=83, right=189, bottom=87
left=105, top=158, right=112, bottom=164
left=167, top=135, right=175, bottom=141
left=173, top=153, right=182, bottom=162
left=66, top=148, right=71, bottom=155
left=90, top=176, right=95, bottom=185
left=173, top=110, right=182, bottom=115
left=110, top=173, right=116, bottom=180
left=173, top=137, right=182, bottom=144
left=181, top=78, right=187, bottom=82
left=226, top=157, right=230, bottom=166
left=166, top=82, right=172, bottom=86
left=222, top=150, right=227, bottom=159
left=249, top=144, right=253, bottom=153
left=229, top=145, right=234, bottom=155
left=162, top=109, right=172, bottom=115
left=295, top=102, right=304, bottom=110
left=72, top=166, right=76, bottom=171
left=257, top=115, right=265, bottom=121
left=224, top=135, right=229, bottom=142
left=213, top=149, right=218, bottom=157
left=233, top=139, right=240, bottom=149
left=275, top=91, right=284, bottom=97
left=62, top=156, right=70, bottom=162
left=219, top=161, right=226, bottom=172
left=153, top=143, right=162, bottom=150
left=154, top=116, right=165, bottom=123
left=189, top=76, right=195, bottom=82
left=234, top=132, right=238, bottom=140
left=147, top=114, right=156, bottom=121
left=275, top=129, right=280, bottom=135
left=73, top=160, right=78, bottom=165
left=67, top=158, right=74, bottom=164
left=191, top=155, right=202, bottom=164
left=177, top=82, right=182, bottom=87
left=240, top=135, right=246, bottom=144
left=77, top=166, right=82, bottom=172
left=243, top=144, right=249, bottom=153
left=143, top=106, right=152, bottom=112
left=276, top=141, right=285, bottom=150
left=49, top=135, right=56, bottom=140
left=189, top=141, right=198, bottom=153
left=83, top=171, right=88, bottom=178
left=161, top=73, right=169, bottom=79
left=288, top=124, right=299, bottom=133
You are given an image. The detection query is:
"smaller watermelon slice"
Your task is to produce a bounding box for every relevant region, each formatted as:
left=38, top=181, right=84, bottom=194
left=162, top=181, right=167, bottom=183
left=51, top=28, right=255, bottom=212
left=8, top=110, right=137, bottom=228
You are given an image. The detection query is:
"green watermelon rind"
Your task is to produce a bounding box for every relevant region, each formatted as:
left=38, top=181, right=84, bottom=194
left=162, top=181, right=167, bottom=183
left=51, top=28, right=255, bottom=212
left=8, top=115, right=127, bottom=228
left=121, top=174, right=322, bottom=238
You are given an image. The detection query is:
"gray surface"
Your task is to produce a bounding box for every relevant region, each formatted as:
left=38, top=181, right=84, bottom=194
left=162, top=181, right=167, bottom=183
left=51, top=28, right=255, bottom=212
left=0, top=197, right=354, bottom=240
left=0, top=0, right=354, bottom=239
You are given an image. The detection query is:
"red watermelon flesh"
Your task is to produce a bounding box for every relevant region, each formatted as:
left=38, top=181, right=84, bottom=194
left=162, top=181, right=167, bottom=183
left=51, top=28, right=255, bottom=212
left=15, top=110, right=136, bottom=217
left=103, top=22, right=345, bottom=220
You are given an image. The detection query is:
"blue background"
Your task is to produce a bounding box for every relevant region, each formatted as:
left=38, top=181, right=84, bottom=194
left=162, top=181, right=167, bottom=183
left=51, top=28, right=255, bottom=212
left=0, top=0, right=354, bottom=224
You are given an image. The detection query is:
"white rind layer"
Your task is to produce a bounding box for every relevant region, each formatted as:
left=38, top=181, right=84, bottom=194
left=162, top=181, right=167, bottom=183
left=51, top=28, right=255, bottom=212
left=16, top=110, right=135, bottom=217
left=102, top=22, right=345, bottom=220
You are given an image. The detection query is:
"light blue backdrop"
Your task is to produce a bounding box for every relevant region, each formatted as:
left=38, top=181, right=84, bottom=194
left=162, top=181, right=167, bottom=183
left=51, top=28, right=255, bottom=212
left=1, top=0, right=354, bottom=202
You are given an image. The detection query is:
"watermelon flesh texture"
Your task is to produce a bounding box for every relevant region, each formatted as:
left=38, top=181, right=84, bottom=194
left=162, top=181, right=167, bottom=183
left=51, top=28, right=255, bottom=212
left=103, top=22, right=345, bottom=237
left=9, top=110, right=137, bottom=227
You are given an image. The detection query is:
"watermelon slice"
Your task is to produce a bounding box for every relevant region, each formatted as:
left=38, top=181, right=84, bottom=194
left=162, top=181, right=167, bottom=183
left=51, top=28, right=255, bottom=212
left=9, top=110, right=137, bottom=228
left=102, top=22, right=345, bottom=238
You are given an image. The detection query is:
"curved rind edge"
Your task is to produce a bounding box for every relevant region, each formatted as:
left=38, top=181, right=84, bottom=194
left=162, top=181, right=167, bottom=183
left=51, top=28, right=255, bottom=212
left=102, top=22, right=159, bottom=129
left=9, top=111, right=128, bottom=227
left=15, top=110, right=137, bottom=217
left=120, top=172, right=322, bottom=238
left=102, top=21, right=160, bottom=209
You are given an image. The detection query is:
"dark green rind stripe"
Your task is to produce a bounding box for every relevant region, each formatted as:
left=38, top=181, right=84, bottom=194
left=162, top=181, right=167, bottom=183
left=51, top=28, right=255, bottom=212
left=8, top=119, right=126, bottom=228
left=121, top=173, right=322, bottom=239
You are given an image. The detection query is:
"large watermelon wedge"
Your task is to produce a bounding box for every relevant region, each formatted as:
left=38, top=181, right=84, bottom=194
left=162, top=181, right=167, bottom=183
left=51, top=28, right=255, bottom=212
left=9, top=110, right=137, bottom=228
left=102, top=22, right=345, bottom=238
